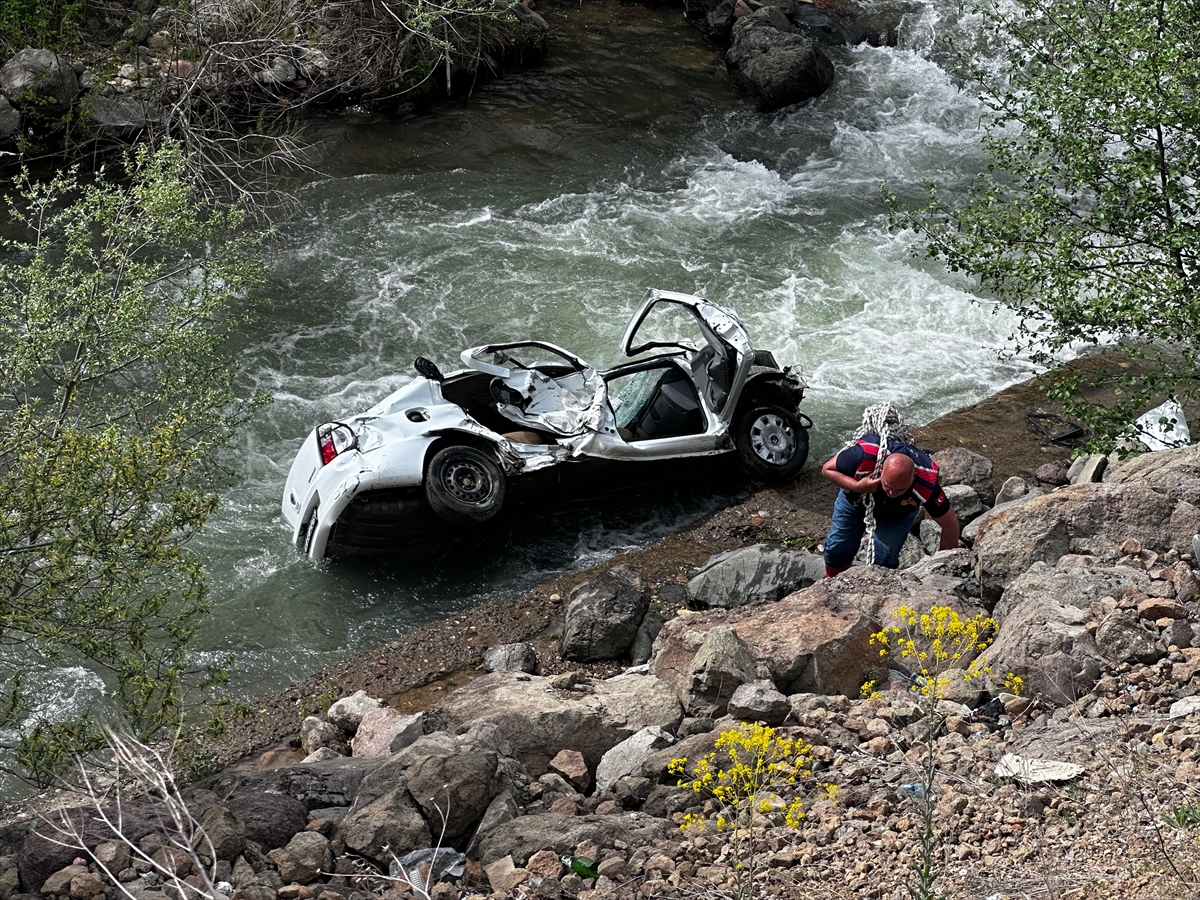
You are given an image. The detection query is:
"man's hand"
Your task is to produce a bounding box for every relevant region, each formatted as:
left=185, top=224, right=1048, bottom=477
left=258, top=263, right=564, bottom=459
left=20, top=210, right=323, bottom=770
left=821, top=456, right=880, bottom=494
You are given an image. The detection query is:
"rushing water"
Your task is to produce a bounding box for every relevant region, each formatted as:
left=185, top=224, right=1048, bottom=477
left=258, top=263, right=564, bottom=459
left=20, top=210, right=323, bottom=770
left=16, top=0, right=1049, bottom=756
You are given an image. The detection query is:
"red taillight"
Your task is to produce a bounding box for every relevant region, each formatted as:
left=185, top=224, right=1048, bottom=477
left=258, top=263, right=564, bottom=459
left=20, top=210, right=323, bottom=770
left=316, top=422, right=357, bottom=466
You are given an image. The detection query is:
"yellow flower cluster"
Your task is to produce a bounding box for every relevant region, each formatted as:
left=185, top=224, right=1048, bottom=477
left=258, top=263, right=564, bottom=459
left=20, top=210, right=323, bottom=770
left=668, top=723, right=826, bottom=832
left=869, top=605, right=999, bottom=698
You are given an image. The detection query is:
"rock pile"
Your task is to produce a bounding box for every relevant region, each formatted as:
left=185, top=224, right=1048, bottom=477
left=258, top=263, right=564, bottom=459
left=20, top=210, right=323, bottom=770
left=5, top=445, right=1200, bottom=899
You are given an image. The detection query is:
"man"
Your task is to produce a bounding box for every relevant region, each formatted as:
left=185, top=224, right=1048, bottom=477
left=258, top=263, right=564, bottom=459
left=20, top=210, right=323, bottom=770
left=821, top=432, right=960, bottom=578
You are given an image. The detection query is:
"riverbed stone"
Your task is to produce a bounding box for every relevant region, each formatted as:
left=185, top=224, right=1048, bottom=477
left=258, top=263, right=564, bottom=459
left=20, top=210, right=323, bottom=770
left=266, top=832, right=329, bottom=884
left=485, top=642, right=539, bottom=673
left=561, top=565, right=648, bottom=661
left=472, top=814, right=675, bottom=867
left=725, top=7, right=835, bottom=111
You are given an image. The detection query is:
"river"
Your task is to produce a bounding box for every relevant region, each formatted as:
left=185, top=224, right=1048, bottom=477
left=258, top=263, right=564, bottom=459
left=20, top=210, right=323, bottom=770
left=20, top=0, right=1045, bottom=745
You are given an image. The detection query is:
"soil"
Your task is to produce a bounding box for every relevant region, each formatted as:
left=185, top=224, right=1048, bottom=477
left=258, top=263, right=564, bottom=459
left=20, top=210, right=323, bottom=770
left=204, top=356, right=1159, bottom=775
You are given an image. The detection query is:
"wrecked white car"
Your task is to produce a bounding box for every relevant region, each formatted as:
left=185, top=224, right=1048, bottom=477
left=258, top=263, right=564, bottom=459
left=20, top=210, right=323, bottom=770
left=282, top=289, right=811, bottom=558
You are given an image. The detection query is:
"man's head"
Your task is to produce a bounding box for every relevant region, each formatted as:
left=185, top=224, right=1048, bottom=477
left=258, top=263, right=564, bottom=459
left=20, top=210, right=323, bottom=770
left=880, top=453, right=915, bottom=498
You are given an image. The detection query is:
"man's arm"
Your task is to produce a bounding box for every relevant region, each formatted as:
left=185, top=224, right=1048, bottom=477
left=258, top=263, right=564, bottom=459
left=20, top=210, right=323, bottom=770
left=821, top=454, right=880, bottom=494
left=932, top=507, right=960, bottom=550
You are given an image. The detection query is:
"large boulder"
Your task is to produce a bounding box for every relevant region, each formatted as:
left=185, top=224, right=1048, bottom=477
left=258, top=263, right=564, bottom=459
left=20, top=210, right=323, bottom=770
left=385, top=728, right=503, bottom=844
left=84, top=94, right=163, bottom=138
left=973, top=450, right=1200, bottom=602
left=725, top=7, right=835, bottom=112
left=221, top=791, right=308, bottom=851
left=686, top=544, right=825, bottom=609
left=0, top=49, right=79, bottom=116
left=980, top=589, right=1105, bottom=704
left=561, top=565, right=648, bottom=661
left=932, top=447, right=996, bottom=506
left=652, top=588, right=884, bottom=700
left=422, top=670, right=683, bottom=774
left=338, top=780, right=431, bottom=863
left=193, top=756, right=382, bottom=811
left=992, top=560, right=1150, bottom=625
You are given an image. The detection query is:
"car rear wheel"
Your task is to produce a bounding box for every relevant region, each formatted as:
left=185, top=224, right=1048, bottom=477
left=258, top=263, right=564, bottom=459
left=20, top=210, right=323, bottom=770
left=736, top=406, right=809, bottom=481
left=425, top=444, right=507, bottom=526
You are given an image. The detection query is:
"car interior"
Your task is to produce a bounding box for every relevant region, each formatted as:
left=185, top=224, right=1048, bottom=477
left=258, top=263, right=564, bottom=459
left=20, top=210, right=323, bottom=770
left=607, top=361, right=704, bottom=442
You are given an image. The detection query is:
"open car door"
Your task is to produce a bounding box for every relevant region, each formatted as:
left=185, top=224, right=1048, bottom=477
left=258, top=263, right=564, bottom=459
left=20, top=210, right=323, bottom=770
left=620, top=289, right=754, bottom=423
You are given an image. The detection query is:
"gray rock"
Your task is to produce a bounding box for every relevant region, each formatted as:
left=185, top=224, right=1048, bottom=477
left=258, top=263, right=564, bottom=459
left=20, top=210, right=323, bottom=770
left=1095, top=609, right=1163, bottom=665
left=18, top=804, right=172, bottom=894
left=686, top=544, right=824, bottom=609
left=386, top=729, right=500, bottom=844
left=725, top=7, right=835, bottom=111
left=193, top=757, right=381, bottom=812
left=326, top=690, right=384, bottom=735
left=562, top=565, right=648, bottom=661
left=1036, top=463, right=1070, bottom=486
left=942, top=483, right=984, bottom=524
left=0, top=96, right=20, bottom=144
left=594, top=726, right=675, bottom=793
left=629, top=609, right=665, bottom=665
left=253, top=56, right=297, bottom=85
left=352, top=707, right=422, bottom=758
left=1072, top=453, right=1109, bottom=484
left=197, top=806, right=246, bottom=862
left=466, top=790, right=519, bottom=854
left=960, top=491, right=1041, bottom=546
left=981, top=592, right=1105, bottom=704
left=0, top=49, right=79, bottom=115
left=995, top=475, right=1030, bottom=505
left=222, top=792, right=308, bottom=852
left=266, top=832, right=328, bottom=884
left=933, top=447, right=996, bottom=506
left=85, top=93, right=162, bottom=137
left=338, top=783, right=430, bottom=864
left=472, top=813, right=675, bottom=867
left=726, top=682, right=791, bottom=725
left=685, top=625, right=759, bottom=717
left=903, top=548, right=981, bottom=601
left=300, top=716, right=349, bottom=756
left=39, top=864, right=87, bottom=895
left=485, top=642, right=539, bottom=674
left=302, top=747, right=343, bottom=763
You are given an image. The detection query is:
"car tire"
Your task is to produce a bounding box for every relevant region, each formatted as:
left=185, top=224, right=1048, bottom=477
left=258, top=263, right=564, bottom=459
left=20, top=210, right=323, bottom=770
left=425, top=444, right=507, bottom=526
left=302, top=506, right=319, bottom=558
left=736, top=406, right=809, bottom=481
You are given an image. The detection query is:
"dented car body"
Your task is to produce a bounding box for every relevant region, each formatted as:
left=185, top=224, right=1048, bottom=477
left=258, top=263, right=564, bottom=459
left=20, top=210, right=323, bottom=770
left=282, top=289, right=811, bottom=558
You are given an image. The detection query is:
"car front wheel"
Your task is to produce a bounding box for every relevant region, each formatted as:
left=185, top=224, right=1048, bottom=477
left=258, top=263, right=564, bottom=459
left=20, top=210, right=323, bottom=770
left=736, top=406, right=809, bottom=481
left=425, top=444, right=507, bottom=526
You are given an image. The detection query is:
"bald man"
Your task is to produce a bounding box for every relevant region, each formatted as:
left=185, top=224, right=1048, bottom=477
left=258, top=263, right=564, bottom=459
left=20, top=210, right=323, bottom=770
left=820, top=433, right=960, bottom=578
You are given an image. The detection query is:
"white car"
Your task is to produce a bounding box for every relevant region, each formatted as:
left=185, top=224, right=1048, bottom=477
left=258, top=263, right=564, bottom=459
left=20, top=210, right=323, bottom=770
left=282, top=289, right=811, bottom=558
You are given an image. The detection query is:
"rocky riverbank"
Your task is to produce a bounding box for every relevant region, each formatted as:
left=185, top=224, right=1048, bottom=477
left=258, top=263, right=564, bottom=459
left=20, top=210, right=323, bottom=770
left=5, top=364, right=1200, bottom=900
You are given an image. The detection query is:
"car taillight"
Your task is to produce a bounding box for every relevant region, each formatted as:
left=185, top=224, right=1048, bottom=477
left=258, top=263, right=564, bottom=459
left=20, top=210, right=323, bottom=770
left=317, top=422, right=357, bottom=465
